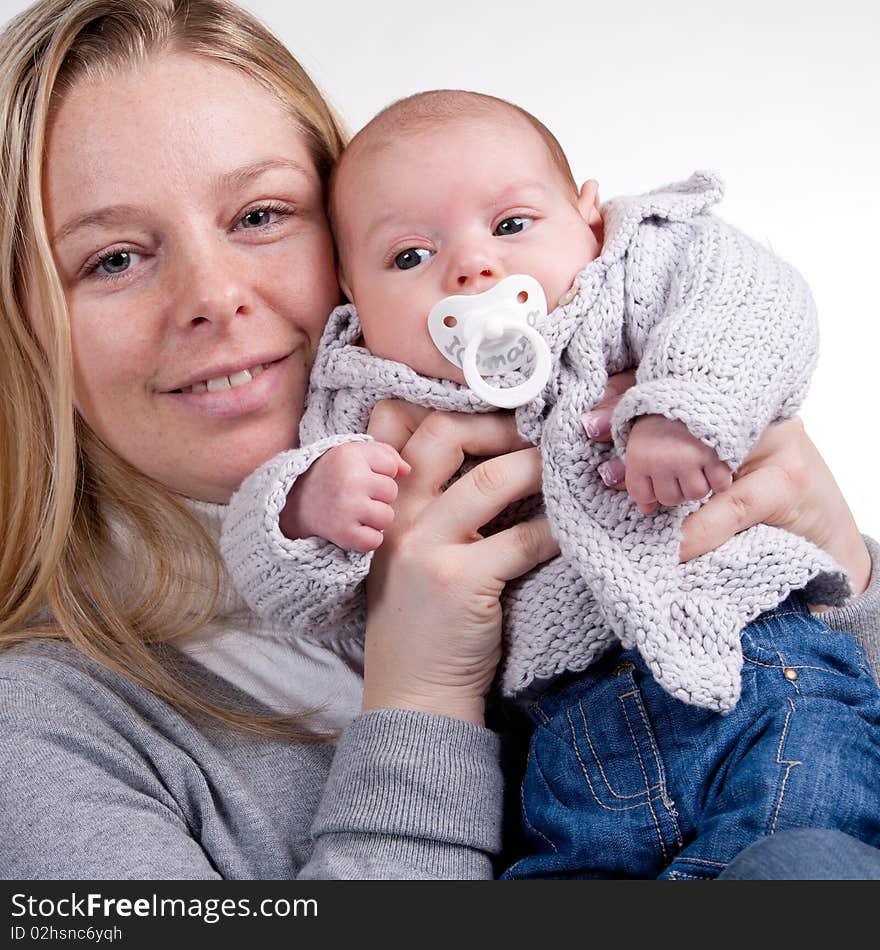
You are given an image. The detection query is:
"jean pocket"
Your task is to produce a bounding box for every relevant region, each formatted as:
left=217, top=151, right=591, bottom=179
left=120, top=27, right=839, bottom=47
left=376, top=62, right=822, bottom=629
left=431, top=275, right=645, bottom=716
left=523, top=662, right=683, bottom=868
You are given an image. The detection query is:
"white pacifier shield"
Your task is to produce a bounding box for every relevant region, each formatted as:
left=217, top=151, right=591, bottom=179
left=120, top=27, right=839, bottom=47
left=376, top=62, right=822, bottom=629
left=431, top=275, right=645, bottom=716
left=427, top=274, right=552, bottom=409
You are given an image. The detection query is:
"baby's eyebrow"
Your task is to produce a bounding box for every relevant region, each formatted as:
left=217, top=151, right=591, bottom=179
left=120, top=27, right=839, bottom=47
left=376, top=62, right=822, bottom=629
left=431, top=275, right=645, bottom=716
left=489, top=180, right=551, bottom=205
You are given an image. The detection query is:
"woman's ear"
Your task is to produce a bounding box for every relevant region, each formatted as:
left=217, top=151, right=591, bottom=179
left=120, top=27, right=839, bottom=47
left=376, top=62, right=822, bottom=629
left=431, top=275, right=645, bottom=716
left=577, top=179, right=603, bottom=245
left=338, top=264, right=353, bottom=303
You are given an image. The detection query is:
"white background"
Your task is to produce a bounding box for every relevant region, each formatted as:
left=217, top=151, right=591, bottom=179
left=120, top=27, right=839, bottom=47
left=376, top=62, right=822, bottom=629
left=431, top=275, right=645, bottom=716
left=3, top=0, right=877, bottom=533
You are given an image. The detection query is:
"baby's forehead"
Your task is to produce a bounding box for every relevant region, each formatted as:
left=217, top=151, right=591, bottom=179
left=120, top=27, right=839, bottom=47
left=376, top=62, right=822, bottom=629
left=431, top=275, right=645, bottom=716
left=333, top=107, right=559, bottom=210
left=345, top=106, right=537, bottom=174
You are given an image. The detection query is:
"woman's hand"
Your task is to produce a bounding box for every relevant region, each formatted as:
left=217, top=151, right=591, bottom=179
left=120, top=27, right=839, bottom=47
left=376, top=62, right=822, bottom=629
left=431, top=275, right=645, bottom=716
left=584, top=371, right=871, bottom=597
left=362, top=403, right=559, bottom=725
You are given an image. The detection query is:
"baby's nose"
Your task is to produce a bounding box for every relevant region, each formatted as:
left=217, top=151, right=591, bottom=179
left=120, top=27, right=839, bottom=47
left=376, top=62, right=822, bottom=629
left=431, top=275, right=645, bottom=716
left=457, top=266, right=497, bottom=290
left=458, top=267, right=492, bottom=285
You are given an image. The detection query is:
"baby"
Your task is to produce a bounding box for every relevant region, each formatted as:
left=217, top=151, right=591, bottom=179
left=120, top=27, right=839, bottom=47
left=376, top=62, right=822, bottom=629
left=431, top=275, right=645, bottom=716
left=222, top=91, right=880, bottom=878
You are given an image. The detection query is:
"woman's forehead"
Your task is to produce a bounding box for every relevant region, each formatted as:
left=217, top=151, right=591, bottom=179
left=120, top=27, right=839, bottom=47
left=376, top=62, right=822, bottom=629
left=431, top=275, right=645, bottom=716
left=44, top=52, right=318, bottom=231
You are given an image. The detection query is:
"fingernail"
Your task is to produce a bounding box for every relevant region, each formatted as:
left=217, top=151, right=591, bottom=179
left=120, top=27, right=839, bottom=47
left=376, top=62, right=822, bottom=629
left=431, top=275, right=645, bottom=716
left=597, top=458, right=626, bottom=485
left=582, top=408, right=611, bottom=439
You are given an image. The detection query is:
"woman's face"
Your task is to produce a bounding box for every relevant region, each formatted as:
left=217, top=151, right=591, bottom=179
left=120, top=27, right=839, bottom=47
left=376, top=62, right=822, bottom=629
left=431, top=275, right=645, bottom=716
left=41, top=52, right=340, bottom=502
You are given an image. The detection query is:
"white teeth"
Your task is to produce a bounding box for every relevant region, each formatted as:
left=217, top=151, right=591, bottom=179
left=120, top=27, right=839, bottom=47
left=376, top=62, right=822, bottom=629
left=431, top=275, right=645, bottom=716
left=181, top=363, right=266, bottom=394
left=206, top=375, right=231, bottom=392
left=228, top=368, right=253, bottom=387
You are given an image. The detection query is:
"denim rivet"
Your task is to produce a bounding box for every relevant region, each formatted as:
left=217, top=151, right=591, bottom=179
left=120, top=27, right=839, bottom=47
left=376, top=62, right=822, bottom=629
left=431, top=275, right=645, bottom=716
left=783, top=667, right=799, bottom=682
left=612, top=660, right=635, bottom=677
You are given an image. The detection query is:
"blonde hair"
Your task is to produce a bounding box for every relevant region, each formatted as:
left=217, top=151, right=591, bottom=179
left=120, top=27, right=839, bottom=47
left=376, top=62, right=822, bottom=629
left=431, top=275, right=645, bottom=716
left=0, top=0, right=347, bottom=739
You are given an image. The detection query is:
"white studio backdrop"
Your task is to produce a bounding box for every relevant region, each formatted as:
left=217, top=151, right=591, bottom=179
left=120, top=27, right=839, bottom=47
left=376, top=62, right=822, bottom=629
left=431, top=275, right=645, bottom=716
left=2, top=0, right=877, bottom=534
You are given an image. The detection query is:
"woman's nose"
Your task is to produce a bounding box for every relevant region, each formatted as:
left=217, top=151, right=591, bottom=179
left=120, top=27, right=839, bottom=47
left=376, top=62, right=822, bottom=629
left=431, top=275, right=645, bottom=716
left=172, top=239, right=253, bottom=330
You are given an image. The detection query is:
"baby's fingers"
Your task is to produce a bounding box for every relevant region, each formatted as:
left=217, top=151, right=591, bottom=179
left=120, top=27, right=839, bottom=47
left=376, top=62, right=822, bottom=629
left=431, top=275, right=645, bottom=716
left=361, top=500, right=396, bottom=533
left=344, top=525, right=386, bottom=553
left=626, top=471, right=657, bottom=514
left=652, top=475, right=685, bottom=508
left=679, top=469, right=712, bottom=501
left=707, top=462, right=733, bottom=494
left=369, top=473, right=399, bottom=505
left=366, top=441, right=412, bottom=478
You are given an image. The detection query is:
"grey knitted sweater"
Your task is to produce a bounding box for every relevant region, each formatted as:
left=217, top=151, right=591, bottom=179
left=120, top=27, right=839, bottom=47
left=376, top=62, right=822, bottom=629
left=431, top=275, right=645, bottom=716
left=223, top=173, right=850, bottom=713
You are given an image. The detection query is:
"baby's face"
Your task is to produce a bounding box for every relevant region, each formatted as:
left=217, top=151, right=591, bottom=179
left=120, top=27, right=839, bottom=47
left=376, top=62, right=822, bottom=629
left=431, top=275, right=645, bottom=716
left=334, top=113, right=602, bottom=382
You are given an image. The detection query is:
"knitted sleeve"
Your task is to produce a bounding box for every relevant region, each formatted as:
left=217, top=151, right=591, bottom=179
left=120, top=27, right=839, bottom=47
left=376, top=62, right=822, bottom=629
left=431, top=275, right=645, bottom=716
left=610, top=216, right=818, bottom=470
left=220, top=434, right=373, bottom=633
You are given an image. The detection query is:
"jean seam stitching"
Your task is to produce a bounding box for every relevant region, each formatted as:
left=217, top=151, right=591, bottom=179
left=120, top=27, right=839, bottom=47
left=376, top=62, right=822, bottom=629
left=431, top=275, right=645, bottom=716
left=631, top=690, right=683, bottom=849
left=577, top=695, right=657, bottom=801
left=675, top=856, right=728, bottom=868
left=741, top=655, right=844, bottom=678
left=770, top=696, right=802, bottom=834
left=620, top=693, right=669, bottom=864
left=520, top=744, right=559, bottom=854
left=563, top=705, right=650, bottom=812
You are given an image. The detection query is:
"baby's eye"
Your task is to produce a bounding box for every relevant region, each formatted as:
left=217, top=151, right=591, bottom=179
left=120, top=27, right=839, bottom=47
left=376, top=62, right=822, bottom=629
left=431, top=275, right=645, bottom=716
left=494, top=216, right=534, bottom=236
left=393, top=247, right=433, bottom=270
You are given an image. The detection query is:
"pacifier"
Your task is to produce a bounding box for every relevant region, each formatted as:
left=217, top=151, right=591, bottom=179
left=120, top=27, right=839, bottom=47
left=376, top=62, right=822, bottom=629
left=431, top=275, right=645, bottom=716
left=427, top=274, right=552, bottom=409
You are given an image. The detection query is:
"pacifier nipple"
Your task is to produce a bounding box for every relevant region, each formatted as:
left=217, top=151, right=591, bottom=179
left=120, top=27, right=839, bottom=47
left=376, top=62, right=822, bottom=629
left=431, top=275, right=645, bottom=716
left=427, top=274, right=552, bottom=409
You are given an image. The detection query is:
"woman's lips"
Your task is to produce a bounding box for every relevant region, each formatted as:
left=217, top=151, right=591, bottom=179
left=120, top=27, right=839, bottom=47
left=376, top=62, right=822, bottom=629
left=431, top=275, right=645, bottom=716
left=163, top=352, right=295, bottom=418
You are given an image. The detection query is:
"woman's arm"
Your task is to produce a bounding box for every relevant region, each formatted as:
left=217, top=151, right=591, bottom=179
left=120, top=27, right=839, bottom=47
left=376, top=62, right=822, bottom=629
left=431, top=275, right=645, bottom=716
left=304, top=406, right=559, bottom=878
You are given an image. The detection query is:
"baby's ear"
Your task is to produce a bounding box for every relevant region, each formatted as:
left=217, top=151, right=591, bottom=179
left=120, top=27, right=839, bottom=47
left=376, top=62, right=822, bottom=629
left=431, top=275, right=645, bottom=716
left=577, top=179, right=602, bottom=227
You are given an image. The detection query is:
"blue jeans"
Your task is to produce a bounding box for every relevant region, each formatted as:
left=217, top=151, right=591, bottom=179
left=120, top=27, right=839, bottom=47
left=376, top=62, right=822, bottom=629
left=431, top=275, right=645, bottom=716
left=720, top=829, right=880, bottom=879
left=503, top=596, right=880, bottom=879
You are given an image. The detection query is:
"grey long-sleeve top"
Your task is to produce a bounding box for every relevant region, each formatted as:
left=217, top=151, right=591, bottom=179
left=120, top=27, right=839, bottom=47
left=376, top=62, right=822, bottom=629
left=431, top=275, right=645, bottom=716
left=0, top=509, right=501, bottom=882
left=222, top=173, right=849, bottom=713
left=1, top=538, right=879, bottom=880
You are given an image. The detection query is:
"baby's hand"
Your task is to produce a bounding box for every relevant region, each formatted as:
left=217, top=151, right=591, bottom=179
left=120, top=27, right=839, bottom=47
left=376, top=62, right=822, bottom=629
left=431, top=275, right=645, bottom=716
left=624, top=415, right=732, bottom=515
left=279, top=442, right=411, bottom=552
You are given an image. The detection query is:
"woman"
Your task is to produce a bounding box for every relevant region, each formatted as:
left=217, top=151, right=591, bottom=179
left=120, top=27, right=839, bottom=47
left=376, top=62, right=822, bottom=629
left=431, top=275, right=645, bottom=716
left=0, top=0, right=877, bottom=879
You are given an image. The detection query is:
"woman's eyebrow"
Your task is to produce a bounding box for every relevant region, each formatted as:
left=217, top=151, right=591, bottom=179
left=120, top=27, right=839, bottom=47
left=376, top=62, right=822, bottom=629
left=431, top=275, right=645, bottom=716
left=54, top=160, right=315, bottom=244
left=54, top=204, right=143, bottom=244
left=213, top=157, right=314, bottom=195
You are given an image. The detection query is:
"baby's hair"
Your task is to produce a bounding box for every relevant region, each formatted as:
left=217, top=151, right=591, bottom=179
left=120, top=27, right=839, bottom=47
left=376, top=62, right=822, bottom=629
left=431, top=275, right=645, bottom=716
left=329, top=89, right=578, bottom=243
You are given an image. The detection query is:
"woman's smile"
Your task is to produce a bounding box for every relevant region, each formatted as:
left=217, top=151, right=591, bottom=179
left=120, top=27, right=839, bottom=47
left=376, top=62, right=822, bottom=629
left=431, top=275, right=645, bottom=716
left=161, top=350, right=298, bottom=419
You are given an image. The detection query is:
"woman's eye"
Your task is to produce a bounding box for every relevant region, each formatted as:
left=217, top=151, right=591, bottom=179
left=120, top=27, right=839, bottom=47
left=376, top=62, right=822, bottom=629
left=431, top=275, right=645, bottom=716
left=96, top=251, right=133, bottom=276
left=393, top=247, right=432, bottom=270
left=494, top=216, right=533, bottom=236
left=240, top=209, right=274, bottom=229
left=235, top=204, right=288, bottom=231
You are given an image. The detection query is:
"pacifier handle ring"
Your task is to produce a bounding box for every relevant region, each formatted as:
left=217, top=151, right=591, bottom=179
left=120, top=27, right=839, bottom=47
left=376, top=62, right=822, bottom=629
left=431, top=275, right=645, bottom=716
left=462, top=323, right=552, bottom=409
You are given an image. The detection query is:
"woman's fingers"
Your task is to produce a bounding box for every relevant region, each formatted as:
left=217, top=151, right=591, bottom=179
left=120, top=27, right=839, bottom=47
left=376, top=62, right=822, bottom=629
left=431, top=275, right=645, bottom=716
left=581, top=370, right=637, bottom=443
left=399, top=411, right=529, bottom=496
left=476, top=516, right=560, bottom=582
left=367, top=399, right=432, bottom=450
left=679, top=466, right=786, bottom=562
left=424, top=447, right=544, bottom=540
